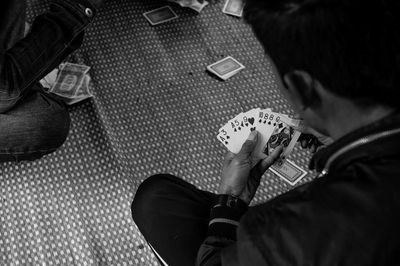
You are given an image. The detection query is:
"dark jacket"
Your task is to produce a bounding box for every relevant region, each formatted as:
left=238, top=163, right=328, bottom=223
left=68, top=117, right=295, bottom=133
left=197, top=112, right=400, bottom=265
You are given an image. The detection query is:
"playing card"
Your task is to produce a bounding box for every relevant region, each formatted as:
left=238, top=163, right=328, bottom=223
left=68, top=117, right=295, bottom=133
left=49, top=63, right=90, bottom=98
left=168, top=0, right=209, bottom=12
left=262, top=119, right=301, bottom=159
left=253, top=109, right=276, bottom=158
left=270, top=159, right=307, bottom=186
left=222, top=0, right=244, bottom=17
left=207, top=56, right=245, bottom=80
left=217, top=122, right=246, bottom=153
left=240, top=108, right=261, bottom=141
left=143, top=6, right=178, bottom=26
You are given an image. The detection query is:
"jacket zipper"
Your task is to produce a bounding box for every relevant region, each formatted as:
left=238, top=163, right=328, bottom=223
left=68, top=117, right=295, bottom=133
left=319, top=128, right=400, bottom=178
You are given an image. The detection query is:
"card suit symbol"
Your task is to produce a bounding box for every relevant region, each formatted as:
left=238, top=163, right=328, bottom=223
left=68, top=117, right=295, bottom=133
left=227, top=136, right=230, bottom=139
left=278, top=123, right=283, bottom=129
left=250, top=127, right=256, bottom=131
left=238, top=127, right=241, bottom=130
left=274, top=123, right=277, bottom=126
left=245, top=123, right=249, bottom=127
left=268, top=121, right=271, bottom=125
left=234, top=129, right=237, bottom=132
left=248, top=118, right=255, bottom=125
left=225, top=141, right=229, bottom=144
left=263, top=121, right=266, bottom=124
left=259, top=119, right=262, bottom=123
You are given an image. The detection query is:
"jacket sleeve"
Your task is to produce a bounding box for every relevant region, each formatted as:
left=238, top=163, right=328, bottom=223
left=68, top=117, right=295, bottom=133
left=196, top=195, right=248, bottom=266
left=197, top=176, right=373, bottom=266
left=195, top=181, right=338, bottom=266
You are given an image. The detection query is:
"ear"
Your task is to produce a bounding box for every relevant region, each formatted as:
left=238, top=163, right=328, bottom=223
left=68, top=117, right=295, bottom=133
left=283, top=70, right=321, bottom=110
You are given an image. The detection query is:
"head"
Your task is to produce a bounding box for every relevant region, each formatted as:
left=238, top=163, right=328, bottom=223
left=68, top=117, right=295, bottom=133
left=244, top=0, right=400, bottom=136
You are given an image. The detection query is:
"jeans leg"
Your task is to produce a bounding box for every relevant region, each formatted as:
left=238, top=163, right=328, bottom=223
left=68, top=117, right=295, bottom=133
left=0, top=90, right=70, bottom=162
left=132, top=174, right=218, bottom=266
left=0, top=0, right=26, bottom=51
left=0, top=1, right=94, bottom=113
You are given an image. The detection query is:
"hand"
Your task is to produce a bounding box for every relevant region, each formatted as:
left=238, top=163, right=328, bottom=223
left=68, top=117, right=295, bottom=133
left=219, top=131, right=284, bottom=205
left=298, top=126, right=333, bottom=153
left=290, top=115, right=333, bottom=153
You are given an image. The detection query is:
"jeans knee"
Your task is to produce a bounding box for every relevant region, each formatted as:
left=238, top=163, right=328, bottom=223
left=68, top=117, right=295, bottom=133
left=0, top=106, right=70, bottom=162
left=131, top=174, right=180, bottom=223
left=30, top=107, right=71, bottom=151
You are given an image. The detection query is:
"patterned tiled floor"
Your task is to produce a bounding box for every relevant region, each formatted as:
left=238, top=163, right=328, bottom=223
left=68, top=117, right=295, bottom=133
left=0, top=0, right=316, bottom=265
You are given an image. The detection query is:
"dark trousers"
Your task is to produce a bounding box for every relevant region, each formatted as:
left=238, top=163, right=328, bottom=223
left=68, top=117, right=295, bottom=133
left=132, top=174, right=218, bottom=266
left=0, top=0, right=91, bottom=162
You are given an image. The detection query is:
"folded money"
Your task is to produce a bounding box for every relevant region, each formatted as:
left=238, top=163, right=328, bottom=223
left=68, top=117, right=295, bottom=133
left=48, top=63, right=93, bottom=105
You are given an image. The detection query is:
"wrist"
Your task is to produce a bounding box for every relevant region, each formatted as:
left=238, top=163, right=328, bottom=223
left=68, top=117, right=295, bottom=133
left=218, top=184, right=241, bottom=198
left=207, top=194, right=248, bottom=240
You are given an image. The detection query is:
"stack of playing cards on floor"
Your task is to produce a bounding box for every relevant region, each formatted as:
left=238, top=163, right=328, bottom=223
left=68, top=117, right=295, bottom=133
left=48, top=63, right=93, bottom=105
left=222, top=0, right=244, bottom=17
left=217, top=108, right=308, bottom=186
left=168, top=0, right=209, bottom=13
left=207, top=56, right=245, bottom=80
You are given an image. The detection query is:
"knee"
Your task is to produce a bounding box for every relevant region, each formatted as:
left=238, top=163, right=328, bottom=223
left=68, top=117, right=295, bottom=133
left=0, top=107, right=70, bottom=161
left=28, top=107, right=71, bottom=152
left=131, top=174, right=181, bottom=223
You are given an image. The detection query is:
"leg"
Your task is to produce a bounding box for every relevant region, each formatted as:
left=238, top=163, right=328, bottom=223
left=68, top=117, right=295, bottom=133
left=0, top=89, right=70, bottom=162
left=0, top=1, right=94, bottom=113
left=0, top=0, right=26, bottom=51
left=132, top=174, right=218, bottom=266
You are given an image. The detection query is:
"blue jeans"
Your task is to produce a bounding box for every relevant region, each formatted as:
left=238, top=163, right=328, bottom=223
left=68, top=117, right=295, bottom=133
left=0, top=0, right=97, bottom=162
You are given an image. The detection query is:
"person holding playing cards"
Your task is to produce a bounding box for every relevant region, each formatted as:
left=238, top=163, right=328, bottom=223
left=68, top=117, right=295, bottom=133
left=132, top=0, right=400, bottom=265
left=0, top=0, right=105, bottom=162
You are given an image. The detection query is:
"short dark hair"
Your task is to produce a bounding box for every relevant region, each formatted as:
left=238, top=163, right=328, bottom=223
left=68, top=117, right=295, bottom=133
left=244, top=0, right=400, bottom=107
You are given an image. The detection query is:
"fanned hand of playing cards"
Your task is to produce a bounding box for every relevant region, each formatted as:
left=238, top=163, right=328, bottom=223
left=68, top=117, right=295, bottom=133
left=217, top=108, right=307, bottom=185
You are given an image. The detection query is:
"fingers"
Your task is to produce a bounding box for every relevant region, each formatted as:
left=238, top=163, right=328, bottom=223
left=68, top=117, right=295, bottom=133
left=236, top=131, right=258, bottom=160
left=223, top=151, right=236, bottom=166
left=259, top=145, right=284, bottom=172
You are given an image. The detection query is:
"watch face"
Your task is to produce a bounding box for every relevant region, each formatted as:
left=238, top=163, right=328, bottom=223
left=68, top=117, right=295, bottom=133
left=226, top=196, right=237, bottom=208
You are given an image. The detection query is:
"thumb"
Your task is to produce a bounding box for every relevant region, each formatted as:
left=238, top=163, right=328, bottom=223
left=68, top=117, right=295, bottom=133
left=259, top=145, right=284, bottom=172
left=237, top=131, right=258, bottom=159
left=223, top=151, right=236, bottom=166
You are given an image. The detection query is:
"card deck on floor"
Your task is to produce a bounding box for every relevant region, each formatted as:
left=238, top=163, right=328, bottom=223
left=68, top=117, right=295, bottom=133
left=143, top=6, right=178, bottom=26
left=207, top=56, right=245, bottom=80
left=217, top=108, right=307, bottom=185
left=222, top=0, right=244, bottom=17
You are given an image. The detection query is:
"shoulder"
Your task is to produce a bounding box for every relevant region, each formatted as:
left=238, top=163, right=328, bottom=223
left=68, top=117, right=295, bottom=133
left=235, top=171, right=400, bottom=265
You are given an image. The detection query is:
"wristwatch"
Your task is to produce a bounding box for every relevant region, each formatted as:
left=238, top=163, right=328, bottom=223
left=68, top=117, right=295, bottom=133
left=213, top=194, right=248, bottom=212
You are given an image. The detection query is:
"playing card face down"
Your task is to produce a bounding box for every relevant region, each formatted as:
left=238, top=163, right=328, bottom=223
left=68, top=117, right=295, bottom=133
left=271, top=160, right=307, bottom=186
left=223, top=0, right=244, bottom=17
left=207, top=56, right=245, bottom=80
left=143, top=6, right=178, bottom=26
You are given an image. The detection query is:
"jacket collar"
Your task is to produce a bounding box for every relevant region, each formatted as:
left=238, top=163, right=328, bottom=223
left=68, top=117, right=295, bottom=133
left=310, top=111, right=400, bottom=175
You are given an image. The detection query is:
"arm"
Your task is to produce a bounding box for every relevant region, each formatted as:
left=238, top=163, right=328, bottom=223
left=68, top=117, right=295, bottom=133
left=196, top=196, right=246, bottom=265
left=197, top=131, right=283, bottom=265
left=0, top=0, right=98, bottom=113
